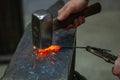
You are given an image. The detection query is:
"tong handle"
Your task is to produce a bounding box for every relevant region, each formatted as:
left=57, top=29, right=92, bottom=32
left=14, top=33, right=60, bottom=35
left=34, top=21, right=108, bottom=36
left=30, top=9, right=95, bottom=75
left=86, top=46, right=117, bottom=64
left=54, top=2, right=101, bottom=30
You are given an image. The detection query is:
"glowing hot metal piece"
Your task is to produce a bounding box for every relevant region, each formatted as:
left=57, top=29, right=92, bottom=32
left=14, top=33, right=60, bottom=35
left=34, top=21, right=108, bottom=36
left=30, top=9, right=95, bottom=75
left=33, top=45, right=61, bottom=58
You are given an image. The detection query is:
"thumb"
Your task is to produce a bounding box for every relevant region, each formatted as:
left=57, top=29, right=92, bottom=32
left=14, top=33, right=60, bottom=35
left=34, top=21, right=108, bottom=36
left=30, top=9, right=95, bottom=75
left=112, top=56, right=120, bottom=78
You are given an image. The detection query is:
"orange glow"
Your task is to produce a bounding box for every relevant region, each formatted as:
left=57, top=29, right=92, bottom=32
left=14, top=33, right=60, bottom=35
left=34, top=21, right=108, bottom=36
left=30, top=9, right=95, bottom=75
left=33, top=46, right=37, bottom=49
left=34, top=45, right=61, bottom=58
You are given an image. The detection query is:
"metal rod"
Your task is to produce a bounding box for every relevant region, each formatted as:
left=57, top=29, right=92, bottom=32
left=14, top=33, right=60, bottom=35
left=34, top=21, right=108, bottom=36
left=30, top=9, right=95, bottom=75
left=61, top=46, right=86, bottom=49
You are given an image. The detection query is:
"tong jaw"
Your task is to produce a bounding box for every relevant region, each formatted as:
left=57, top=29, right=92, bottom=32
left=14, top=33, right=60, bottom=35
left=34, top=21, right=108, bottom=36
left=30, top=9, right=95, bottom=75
left=32, top=9, right=53, bottom=49
left=86, top=46, right=117, bottom=64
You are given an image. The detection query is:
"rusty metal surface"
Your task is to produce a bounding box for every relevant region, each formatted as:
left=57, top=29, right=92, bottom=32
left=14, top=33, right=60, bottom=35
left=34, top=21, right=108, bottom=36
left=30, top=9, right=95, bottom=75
left=1, top=0, right=77, bottom=80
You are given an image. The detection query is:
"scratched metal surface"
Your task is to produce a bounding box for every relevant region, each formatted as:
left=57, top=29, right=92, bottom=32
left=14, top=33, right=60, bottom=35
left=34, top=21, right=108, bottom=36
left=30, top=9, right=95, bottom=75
left=1, top=0, right=76, bottom=80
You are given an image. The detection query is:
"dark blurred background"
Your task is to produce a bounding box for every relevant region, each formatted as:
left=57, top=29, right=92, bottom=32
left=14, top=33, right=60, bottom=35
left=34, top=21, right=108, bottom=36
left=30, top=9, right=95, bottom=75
left=0, top=0, right=24, bottom=62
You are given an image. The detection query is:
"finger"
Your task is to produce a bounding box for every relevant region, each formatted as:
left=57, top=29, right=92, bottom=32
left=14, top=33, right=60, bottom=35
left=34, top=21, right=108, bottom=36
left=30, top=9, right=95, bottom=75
left=112, top=67, right=120, bottom=79
left=78, top=16, right=85, bottom=24
left=112, top=58, right=120, bottom=76
left=58, top=4, right=67, bottom=15
left=112, top=66, right=120, bottom=75
left=57, top=3, right=74, bottom=21
left=63, top=24, right=74, bottom=30
left=73, top=18, right=79, bottom=28
left=118, top=53, right=120, bottom=57
left=58, top=8, right=62, bottom=15
left=72, top=16, right=85, bottom=28
left=57, top=3, right=69, bottom=21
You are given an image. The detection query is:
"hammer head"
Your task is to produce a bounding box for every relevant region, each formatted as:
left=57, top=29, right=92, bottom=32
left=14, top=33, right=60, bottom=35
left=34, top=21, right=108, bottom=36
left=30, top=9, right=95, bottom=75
left=32, top=9, right=53, bottom=49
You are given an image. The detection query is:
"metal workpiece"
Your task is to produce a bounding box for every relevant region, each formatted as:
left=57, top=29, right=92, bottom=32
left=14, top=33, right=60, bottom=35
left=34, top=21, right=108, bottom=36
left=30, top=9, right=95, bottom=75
left=32, top=9, right=53, bottom=49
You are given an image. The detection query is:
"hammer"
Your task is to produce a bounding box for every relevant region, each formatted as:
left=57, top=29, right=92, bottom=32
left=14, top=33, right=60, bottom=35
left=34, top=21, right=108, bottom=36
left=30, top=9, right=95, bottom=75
left=32, top=2, right=102, bottom=49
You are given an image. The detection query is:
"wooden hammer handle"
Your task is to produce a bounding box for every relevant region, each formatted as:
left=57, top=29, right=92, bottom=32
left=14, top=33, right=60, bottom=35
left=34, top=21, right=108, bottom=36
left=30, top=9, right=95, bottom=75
left=53, top=2, right=101, bottom=30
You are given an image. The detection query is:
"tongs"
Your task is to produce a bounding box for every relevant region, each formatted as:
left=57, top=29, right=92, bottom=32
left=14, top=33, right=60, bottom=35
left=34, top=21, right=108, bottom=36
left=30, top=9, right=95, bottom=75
left=62, top=46, right=117, bottom=64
